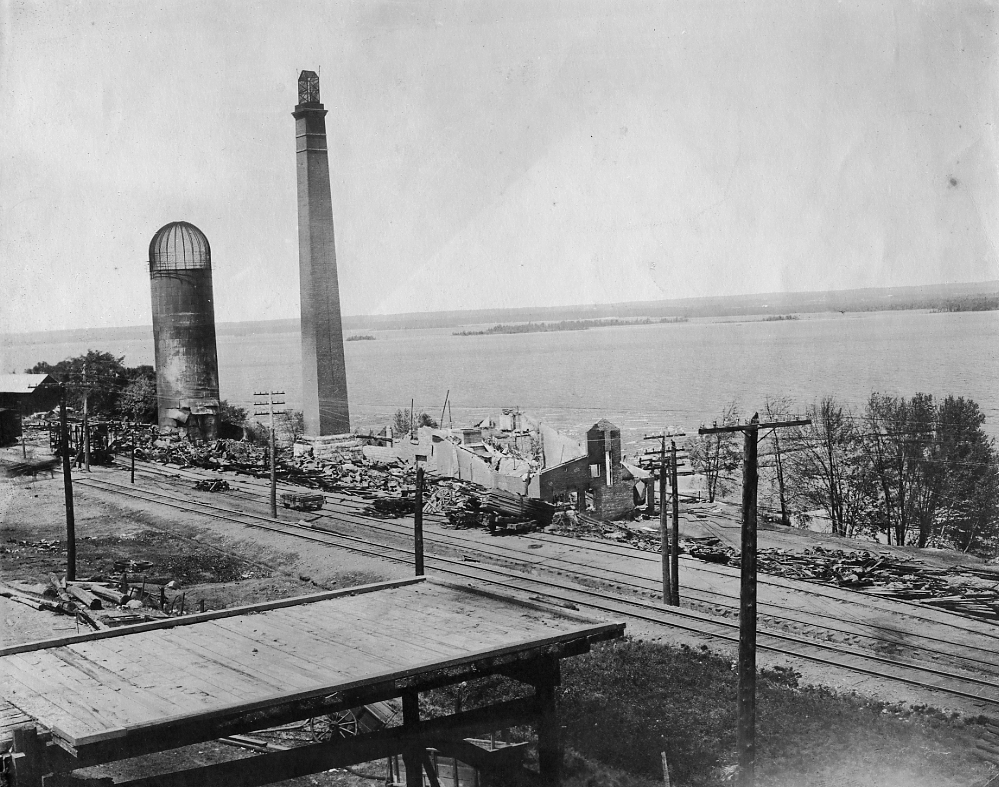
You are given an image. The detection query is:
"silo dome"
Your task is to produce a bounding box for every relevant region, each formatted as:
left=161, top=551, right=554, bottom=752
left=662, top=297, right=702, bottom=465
left=149, top=221, right=211, bottom=272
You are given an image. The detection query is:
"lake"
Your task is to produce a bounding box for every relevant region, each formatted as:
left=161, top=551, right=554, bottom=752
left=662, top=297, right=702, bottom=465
left=4, top=310, right=998, bottom=451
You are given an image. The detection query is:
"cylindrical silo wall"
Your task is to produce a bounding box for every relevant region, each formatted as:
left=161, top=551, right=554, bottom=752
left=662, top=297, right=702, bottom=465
left=150, top=269, right=220, bottom=440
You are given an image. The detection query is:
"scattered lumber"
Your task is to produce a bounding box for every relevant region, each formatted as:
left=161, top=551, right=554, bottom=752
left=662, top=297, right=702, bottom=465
left=65, top=585, right=102, bottom=610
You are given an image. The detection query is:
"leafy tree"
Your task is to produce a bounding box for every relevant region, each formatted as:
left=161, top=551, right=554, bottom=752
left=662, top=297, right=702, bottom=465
left=27, top=350, right=129, bottom=417
left=392, top=408, right=438, bottom=436
left=117, top=376, right=157, bottom=423
left=686, top=401, right=742, bottom=502
left=218, top=400, right=248, bottom=440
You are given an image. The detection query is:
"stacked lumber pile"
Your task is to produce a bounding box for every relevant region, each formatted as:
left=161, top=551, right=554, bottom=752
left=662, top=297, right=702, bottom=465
left=482, top=490, right=556, bottom=526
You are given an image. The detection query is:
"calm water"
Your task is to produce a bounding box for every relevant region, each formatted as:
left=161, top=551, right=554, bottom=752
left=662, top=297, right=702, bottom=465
left=4, top=310, right=998, bottom=451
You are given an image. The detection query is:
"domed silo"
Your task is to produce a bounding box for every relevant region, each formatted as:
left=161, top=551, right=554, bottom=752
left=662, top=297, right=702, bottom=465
left=148, top=222, right=221, bottom=441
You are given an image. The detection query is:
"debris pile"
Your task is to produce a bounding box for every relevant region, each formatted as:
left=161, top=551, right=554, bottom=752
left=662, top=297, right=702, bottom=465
left=194, top=478, right=231, bottom=492
left=549, top=519, right=999, bottom=623
left=0, top=570, right=198, bottom=630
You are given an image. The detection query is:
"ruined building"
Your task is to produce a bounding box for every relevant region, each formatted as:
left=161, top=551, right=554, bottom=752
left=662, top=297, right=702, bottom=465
left=294, top=70, right=350, bottom=436
left=148, top=221, right=220, bottom=441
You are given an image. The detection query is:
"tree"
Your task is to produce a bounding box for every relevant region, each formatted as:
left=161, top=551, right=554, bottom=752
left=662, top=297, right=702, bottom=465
left=392, top=408, right=438, bottom=436
left=28, top=350, right=129, bottom=417
left=862, top=393, right=938, bottom=546
left=117, top=377, right=157, bottom=423
left=918, top=396, right=999, bottom=553
left=686, top=402, right=741, bottom=502
left=218, top=400, right=249, bottom=440
left=784, top=397, right=871, bottom=537
left=277, top=410, right=306, bottom=445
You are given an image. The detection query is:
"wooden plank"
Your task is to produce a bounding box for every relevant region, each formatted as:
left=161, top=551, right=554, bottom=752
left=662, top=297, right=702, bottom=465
left=8, top=652, right=153, bottom=731
left=46, top=649, right=181, bottom=719
left=64, top=622, right=621, bottom=752
left=69, top=639, right=235, bottom=711
left=153, top=625, right=341, bottom=694
left=0, top=657, right=110, bottom=742
left=206, top=615, right=410, bottom=680
left=0, top=578, right=426, bottom=658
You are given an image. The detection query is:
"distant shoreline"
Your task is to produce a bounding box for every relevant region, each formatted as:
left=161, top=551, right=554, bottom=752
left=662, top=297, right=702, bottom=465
left=3, top=279, right=997, bottom=341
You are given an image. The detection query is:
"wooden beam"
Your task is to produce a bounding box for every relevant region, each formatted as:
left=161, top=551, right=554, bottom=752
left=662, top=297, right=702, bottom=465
left=0, top=578, right=426, bottom=658
left=111, top=696, right=540, bottom=787
left=535, top=657, right=561, bottom=787
left=402, top=690, right=423, bottom=787
left=429, top=738, right=529, bottom=771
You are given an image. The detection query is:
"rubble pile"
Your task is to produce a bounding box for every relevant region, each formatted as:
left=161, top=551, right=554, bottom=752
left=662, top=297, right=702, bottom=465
left=550, top=518, right=999, bottom=623
left=0, top=571, right=194, bottom=630
left=194, top=479, right=231, bottom=492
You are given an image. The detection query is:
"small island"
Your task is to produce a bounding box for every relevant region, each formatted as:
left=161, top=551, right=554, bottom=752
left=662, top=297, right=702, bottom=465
left=454, top=316, right=688, bottom=336
left=762, top=314, right=800, bottom=322
left=346, top=334, right=376, bottom=341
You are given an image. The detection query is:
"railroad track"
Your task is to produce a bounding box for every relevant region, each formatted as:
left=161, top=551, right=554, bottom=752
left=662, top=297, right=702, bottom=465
left=123, top=463, right=999, bottom=677
left=76, top=469, right=999, bottom=713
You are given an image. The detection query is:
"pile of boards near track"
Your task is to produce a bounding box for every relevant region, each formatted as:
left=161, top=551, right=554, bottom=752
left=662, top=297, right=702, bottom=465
left=0, top=572, right=193, bottom=631
left=550, top=516, right=999, bottom=624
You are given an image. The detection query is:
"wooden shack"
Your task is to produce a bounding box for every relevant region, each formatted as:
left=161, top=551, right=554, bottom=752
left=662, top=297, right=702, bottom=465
left=0, top=577, right=623, bottom=786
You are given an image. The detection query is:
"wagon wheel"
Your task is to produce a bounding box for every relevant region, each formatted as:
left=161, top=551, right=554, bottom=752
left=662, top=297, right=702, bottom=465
left=309, top=709, right=359, bottom=742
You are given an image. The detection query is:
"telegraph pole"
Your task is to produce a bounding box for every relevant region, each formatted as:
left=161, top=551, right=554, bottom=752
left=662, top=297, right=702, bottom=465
left=254, top=391, right=285, bottom=518
left=659, top=434, right=671, bottom=604
left=670, top=439, right=680, bottom=606
left=414, top=465, right=425, bottom=576
left=642, top=431, right=688, bottom=606
left=698, top=413, right=810, bottom=787
left=82, top=367, right=90, bottom=472
left=130, top=412, right=137, bottom=485
left=58, top=384, right=76, bottom=581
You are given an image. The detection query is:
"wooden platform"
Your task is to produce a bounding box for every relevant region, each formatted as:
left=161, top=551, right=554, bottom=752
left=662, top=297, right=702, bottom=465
left=0, top=577, right=623, bottom=786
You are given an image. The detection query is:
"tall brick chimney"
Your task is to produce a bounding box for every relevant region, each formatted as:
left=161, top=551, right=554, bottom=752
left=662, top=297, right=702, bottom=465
left=293, top=70, right=350, bottom=435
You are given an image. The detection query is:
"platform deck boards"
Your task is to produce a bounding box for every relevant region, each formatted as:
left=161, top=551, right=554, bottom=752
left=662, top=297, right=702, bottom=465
left=0, top=578, right=622, bottom=759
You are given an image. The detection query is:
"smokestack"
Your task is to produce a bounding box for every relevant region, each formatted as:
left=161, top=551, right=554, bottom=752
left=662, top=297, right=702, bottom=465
left=148, top=221, right=221, bottom=441
left=293, top=70, right=350, bottom=436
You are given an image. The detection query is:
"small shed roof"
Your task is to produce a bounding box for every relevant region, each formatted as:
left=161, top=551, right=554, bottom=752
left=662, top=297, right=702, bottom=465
left=0, top=374, right=55, bottom=394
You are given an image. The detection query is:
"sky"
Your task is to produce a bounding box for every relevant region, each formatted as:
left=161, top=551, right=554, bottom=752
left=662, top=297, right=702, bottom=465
left=1, top=0, right=996, bottom=333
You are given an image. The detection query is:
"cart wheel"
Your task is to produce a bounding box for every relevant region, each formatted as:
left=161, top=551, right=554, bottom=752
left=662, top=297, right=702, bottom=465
left=310, top=709, right=359, bottom=742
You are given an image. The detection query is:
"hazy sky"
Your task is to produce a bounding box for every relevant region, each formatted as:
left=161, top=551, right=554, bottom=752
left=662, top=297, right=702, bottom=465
left=2, top=0, right=996, bottom=333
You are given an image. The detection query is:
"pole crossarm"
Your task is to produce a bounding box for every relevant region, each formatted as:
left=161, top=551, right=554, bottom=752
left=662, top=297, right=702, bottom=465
left=698, top=419, right=811, bottom=435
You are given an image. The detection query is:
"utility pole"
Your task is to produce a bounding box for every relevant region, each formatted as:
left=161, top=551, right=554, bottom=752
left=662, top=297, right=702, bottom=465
left=19, top=402, right=26, bottom=459
left=254, top=391, right=286, bottom=518
left=670, top=439, right=680, bottom=606
left=58, top=384, right=76, bottom=581
left=414, top=465, right=425, bottom=576
left=659, top=434, right=671, bottom=604
left=130, top=410, right=137, bottom=485
left=698, top=414, right=810, bottom=787
left=82, top=367, right=90, bottom=472
left=642, top=431, right=688, bottom=606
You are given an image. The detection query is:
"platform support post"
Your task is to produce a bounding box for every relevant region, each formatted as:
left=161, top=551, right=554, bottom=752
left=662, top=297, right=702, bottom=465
left=536, top=656, right=561, bottom=786
left=402, top=690, right=424, bottom=787
left=11, top=727, right=46, bottom=787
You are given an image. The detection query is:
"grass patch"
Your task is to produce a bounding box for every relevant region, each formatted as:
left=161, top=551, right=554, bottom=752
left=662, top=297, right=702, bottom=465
left=559, top=639, right=988, bottom=786
left=429, top=639, right=989, bottom=786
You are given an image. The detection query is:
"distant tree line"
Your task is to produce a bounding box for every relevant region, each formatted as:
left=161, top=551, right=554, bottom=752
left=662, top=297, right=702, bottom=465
left=936, top=295, right=999, bottom=313
left=686, top=393, right=999, bottom=556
